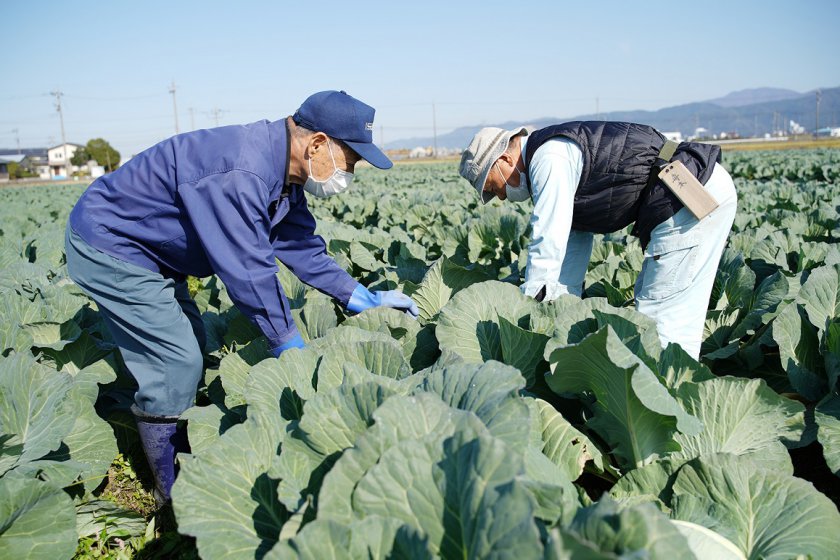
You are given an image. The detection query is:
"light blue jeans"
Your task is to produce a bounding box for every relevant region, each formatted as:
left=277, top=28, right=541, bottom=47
left=65, top=225, right=206, bottom=416
left=554, top=163, right=738, bottom=359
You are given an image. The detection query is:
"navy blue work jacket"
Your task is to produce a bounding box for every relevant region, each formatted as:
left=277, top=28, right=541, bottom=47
left=69, top=119, right=358, bottom=348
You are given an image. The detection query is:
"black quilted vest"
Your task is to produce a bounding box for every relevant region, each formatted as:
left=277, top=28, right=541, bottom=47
left=524, top=121, right=721, bottom=249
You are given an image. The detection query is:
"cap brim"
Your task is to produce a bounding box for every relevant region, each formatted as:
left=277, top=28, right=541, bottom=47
left=471, top=126, right=529, bottom=205
left=477, top=166, right=495, bottom=204
left=344, top=140, right=393, bottom=170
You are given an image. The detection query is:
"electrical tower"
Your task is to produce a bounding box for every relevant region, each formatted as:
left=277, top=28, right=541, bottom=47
left=210, top=108, right=224, bottom=127
left=815, top=90, right=822, bottom=137
left=50, top=90, right=70, bottom=177
left=431, top=102, right=438, bottom=158
left=169, top=81, right=180, bottom=134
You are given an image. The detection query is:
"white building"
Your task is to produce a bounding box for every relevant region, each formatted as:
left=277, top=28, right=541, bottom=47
left=48, top=143, right=83, bottom=178
left=87, top=160, right=106, bottom=178
left=409, top=146, right=432, bottom=159
left=662, top=131, right=683, bottom=142
left=789, top=120, right=806, bottom=135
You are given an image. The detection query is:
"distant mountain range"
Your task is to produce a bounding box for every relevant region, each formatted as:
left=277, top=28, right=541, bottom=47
left=385, top=87, right=840, bottom=150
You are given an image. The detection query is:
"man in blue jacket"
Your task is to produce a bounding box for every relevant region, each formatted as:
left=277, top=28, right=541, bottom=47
left=65, top=90, right=417, bottom=504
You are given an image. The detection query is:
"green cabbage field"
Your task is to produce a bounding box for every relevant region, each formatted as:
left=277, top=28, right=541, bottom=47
left=2, top=148, right=840, bottom=559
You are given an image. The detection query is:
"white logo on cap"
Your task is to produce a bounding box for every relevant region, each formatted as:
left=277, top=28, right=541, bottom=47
left=365, top=122, right=374, bottom=131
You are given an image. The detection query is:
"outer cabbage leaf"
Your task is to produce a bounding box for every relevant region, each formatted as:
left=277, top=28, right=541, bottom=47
left=0, top=474, right=77, bottom=559
left=411, top=257, right=490, bottom=322
left=351, top=432, right=544, bottom=559
left=815, top=393, right=840, bottom=476
left=0, top=354, right=75, bottom=474
left=172, top=416, right=288, bottom=560
left=671, top=377, right=805, bottom=471
left=245, top=347, right=319, bottom=423
left=412, top=360, right=532, bottom=452
left=498, top=316, right=550, bottom=387
left=671, top=520, right=746, bottom=560
left=266, top=516, right=434, bottom=560
left=799, top=264, right=840, bottom=336
left=773, top=302, right=827, bottom=400
left=436, top=281, right=537, bottom=363
left=318, top=393, right=487, bottom=523
left=275, top=378, right=397, bottom=510
left=315, top=340, right=411, bottom=391
left=671, top=453, right=840, bottom=560
left=565, top=498, right=693, bottom=558
left=218, top=337, right=270, bottom=409
left=533, top=398, right=605, bottom=481
left=545, top=327, right=701, bottom=469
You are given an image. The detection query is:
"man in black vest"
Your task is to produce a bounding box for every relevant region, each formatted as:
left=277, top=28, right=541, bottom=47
left=459, top=122, right=737, bottom=359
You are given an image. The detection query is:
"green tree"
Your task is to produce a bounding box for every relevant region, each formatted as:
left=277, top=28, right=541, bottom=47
left=85, top=138, right=120, bottom=171
left=6, top=162, right=37, bottom=179
left=70, top=147, right=91, bottom=167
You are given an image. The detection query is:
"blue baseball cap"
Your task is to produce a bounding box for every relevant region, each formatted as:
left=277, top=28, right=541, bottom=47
left=293, top=90, right=392, bottom=170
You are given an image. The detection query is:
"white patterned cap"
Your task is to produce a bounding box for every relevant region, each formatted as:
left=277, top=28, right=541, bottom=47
left=459, top=126, right=528, bottom=203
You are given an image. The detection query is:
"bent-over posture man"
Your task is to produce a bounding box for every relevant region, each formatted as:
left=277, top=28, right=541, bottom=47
left=459, top=121, right=737, bottom=360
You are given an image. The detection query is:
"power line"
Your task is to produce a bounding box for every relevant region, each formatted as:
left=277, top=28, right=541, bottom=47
left=63, top=92, right=168, bottom=101
left=0, top=93, right=51, bottom=101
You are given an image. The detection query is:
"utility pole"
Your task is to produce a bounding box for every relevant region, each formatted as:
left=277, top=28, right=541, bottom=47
left=189, top=107, right=196, bottom=130
left=815, top=89, right=822, bottom=137
left=431, top=102, right=438, bottom=158
left=12, top=128, right=20, bottom=154
left=210, top=107, right=223, bottom=127
left=169, top=81, right=180, bottom=134
left=50, top=89, right=69, bottom=177
left=595, top=97, right=599, bottom=119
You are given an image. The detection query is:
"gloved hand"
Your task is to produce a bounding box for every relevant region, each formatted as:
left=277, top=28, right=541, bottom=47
left=347, top=284, right=420, bottom=319
left=270, top=332, right=306, bottom=358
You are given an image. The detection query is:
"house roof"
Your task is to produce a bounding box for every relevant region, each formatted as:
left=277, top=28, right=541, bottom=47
left=0, top=148, right=47, bottom=158
left=48, top=143, right=84, bottom=150
left=0, top=154, right=26, bottom=164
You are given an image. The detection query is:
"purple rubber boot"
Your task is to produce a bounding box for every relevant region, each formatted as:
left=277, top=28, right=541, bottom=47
left=131, top=405, right=189, bottom=506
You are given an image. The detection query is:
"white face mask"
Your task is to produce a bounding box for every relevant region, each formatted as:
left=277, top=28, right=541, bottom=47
left=304, top=139, right=354, bottom=198
left=496, top=162, right=530, bottom=202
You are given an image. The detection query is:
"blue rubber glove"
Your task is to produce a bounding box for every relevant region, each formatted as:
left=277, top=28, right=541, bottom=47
left=270, top=333, right=306, bottom=358
left=347, top=285, right=420, bottom=319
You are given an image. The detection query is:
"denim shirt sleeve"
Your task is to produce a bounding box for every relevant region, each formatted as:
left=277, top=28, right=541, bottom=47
left=271, top=190, right=359, bottom=306
left=178, top=170, right=299, bottom=348
left=522, top=138, right=584, bottom=300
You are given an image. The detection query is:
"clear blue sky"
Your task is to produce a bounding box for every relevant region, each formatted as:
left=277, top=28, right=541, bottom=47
left=1, top=0, right=838, bottom=157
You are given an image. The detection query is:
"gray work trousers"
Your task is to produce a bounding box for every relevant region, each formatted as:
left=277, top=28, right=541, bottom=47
left=65, top=225, right=205, bottom=416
